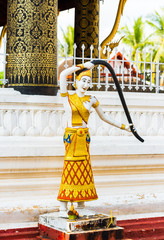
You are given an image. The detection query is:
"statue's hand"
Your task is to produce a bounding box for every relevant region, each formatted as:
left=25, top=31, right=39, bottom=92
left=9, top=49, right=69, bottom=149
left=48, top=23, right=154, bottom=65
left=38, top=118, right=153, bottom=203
left=83, top=62, right=94, bottom=70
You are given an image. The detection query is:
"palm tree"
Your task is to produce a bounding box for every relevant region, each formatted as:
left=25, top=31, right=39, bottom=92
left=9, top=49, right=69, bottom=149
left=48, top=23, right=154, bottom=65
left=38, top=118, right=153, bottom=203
left=146, top=8, right=164, bottom=67
left=59, top=25, right=74, bottom=57
left=119, top=17, right=153, bottom=63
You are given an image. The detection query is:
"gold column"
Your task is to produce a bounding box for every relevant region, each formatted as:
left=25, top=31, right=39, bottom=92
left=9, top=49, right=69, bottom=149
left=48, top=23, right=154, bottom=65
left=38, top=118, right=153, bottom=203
left=6, top=0, right=58, bottom=95
left=74, top=0, right=99, bottom=59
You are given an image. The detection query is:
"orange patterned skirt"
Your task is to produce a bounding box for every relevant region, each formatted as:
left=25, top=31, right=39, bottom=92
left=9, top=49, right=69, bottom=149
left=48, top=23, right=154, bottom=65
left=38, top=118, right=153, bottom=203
left=57, top=128, right=98, bottom=202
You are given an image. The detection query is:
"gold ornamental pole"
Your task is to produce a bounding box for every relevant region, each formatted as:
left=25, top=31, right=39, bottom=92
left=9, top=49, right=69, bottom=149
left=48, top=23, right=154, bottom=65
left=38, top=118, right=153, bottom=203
left=6, top=0, right=58, bottom=95
left=74, top=0, right=99, bottom=60
left=74, top=0, right=100, bottom=89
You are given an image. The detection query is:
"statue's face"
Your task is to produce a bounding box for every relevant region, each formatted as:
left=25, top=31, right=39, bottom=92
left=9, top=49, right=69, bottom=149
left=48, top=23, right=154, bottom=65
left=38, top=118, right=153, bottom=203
left=76, top=76, right=91, bottom=93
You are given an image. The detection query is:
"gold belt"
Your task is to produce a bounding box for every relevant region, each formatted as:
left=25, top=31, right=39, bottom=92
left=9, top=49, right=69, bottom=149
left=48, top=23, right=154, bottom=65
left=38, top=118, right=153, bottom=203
left=64, top=128, right=89, bottom=161
left=65, top=127, right=89, bottom=136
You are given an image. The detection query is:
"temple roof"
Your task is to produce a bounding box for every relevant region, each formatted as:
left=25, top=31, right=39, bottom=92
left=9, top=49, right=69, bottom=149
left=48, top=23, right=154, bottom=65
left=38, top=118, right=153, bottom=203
left=0, top=0, right=76, bottom=27
left=58, top=0, right=76, bottom=12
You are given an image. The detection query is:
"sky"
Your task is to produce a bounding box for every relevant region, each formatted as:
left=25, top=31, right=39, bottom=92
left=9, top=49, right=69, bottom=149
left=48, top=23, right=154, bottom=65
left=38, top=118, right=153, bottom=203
left=58, top=0, right=163, bottom=43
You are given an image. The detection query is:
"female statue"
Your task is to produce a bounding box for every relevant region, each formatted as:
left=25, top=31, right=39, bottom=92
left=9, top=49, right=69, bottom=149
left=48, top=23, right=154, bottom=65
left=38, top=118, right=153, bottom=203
left=57, top=62, right=130, bottom=216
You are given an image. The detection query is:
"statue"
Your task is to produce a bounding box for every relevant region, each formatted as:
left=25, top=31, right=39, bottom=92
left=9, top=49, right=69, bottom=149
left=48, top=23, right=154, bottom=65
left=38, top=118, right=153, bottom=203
left=57, top=61, right=130, bottom=217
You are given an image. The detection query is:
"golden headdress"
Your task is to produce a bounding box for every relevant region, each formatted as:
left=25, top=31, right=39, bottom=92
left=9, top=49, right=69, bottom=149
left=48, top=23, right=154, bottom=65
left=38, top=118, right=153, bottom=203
left=75, top=69, right=92, bottom=81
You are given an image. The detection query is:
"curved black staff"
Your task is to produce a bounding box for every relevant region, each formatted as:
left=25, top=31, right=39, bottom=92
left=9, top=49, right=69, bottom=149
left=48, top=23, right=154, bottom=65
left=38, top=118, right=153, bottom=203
left=91, top=59, right=144, bottom=143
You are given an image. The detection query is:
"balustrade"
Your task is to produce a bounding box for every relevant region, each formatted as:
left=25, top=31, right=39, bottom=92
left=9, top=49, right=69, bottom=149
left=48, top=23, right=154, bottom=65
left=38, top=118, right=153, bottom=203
left=0, top=92, right=164, bottom=137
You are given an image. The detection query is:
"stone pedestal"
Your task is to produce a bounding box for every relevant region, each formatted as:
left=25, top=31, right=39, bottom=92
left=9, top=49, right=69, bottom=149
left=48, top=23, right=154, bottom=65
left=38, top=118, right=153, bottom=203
left=39, top=212, right=124, bottom=240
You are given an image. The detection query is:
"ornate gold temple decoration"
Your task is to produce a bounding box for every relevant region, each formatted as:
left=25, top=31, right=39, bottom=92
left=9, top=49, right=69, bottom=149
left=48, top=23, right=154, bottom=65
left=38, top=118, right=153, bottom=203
left=100, top=0, right=127, bottom=58
left=74, top=0, right=99, bottom=60
left=6, top=0, right=58, bottom=92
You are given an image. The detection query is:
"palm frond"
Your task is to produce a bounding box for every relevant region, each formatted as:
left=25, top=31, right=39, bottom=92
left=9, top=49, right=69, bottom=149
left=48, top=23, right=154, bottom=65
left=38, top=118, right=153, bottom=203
left=59, top=25, right=74, bottom=57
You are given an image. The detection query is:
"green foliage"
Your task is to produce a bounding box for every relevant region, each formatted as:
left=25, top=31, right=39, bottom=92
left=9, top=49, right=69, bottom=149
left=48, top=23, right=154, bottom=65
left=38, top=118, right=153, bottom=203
left=119, top=17, right=154, bottom=64
left=59, top=25, right=74, bottom=57
left=0, top=71, right=4, bottom=79
left=119, top=7, right=164, bottom=70
left=146, top=8, right=164, bottom=65
left=133, top=17, right=144, bottom=44
left=0, top=72, right=3, bottom=87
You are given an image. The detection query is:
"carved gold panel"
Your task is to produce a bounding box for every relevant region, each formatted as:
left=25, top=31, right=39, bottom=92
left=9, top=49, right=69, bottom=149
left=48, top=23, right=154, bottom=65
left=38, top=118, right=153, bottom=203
left=7, top=0, right=57, bottom=87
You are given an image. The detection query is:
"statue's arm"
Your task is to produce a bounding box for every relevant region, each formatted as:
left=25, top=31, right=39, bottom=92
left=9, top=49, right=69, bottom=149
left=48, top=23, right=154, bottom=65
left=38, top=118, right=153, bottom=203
left=94, top=104, right=130, bottom=132
left=60, top=66, right=80, bottom=94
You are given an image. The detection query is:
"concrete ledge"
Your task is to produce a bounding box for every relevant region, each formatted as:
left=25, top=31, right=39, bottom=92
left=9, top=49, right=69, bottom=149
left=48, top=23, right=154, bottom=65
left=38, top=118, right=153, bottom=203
left=1, top=136, right=164, bottom=157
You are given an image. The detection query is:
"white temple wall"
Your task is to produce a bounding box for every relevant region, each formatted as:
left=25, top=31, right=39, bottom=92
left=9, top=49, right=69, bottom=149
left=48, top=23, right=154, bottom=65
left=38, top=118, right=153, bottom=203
left=0, top=89, right=164, bottom=227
